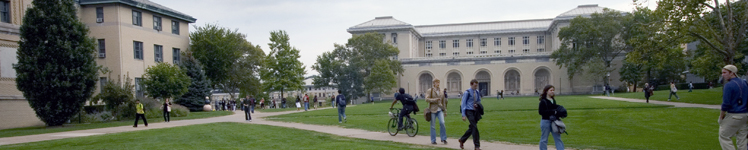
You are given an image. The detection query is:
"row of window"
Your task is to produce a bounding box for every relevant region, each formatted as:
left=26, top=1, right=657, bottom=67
left=132, top=41, right=181, bottom=63
left=94, top=7, right=181, bottom=35
left=425, top=48, right=546, bottom=57
left=426, top=36, right=545, bottom=49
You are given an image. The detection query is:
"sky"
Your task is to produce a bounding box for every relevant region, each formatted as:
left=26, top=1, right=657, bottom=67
left=151, top=0, right=657, bottom=76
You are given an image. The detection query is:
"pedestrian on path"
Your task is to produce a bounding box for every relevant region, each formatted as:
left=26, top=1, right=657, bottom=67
left=313, top=95, right=318, bottom=109
left=243, top=96, right=252, bottom=122
left=162, top=98, right=172, bottom=122
left=539, top=85, right=564, bottom=150
left=688, top=81, right=694, bottom=92
left=249, top=96, right=256, bottom=113
left=336, top=90, right=347, bottom=123
left=304, top=94, right=310, bottom=111
left=668, top=82, right=679, bottom=101
left=260, top=98, right=266, bottom=110
left=296, top=96, right=301, bottom=111
left=644, top=83, right=653, bottom=103
left=459, top=79, right=482, bottom=150
left=719, top=65, right=748, bottom=150
left=425, top=79, right=448, bottom=145
left=133, top=100, right=147, bottom=127
left=281, top=98, right=287, bottom=109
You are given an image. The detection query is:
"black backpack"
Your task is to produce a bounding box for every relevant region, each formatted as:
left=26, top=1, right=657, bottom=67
left=399, top=94, right=416, bottom=105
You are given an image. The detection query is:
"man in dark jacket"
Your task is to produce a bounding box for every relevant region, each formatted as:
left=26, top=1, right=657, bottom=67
left=390, top=88, right=415, bottom=131
left=336, top=90, right=347, bottom=123
left=243, top=96, right=252, bottom=121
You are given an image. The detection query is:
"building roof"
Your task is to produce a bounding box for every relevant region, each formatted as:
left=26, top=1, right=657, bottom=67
left=414, top=19, right=553, bottom=38
left=347, top=16, right=414, bottom=32
left=555, top=4, right=609, bottom=20
left=79, top=0, right=197, bottom=23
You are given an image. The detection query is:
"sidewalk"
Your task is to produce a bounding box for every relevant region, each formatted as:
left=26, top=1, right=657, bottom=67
left=0, top=106, right=555, bottom=150
left=590, top=96, right=720, bottom=109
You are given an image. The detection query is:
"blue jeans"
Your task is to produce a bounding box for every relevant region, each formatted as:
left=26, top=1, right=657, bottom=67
left=338, top=105, right=346, bottom=122
left=430, top=110, right=447, bottom=142
left=304, top=102, right=309, bottom=111
left=250, top=105, right=254, bottom=113
left=540, top=119, right=564, bottom=150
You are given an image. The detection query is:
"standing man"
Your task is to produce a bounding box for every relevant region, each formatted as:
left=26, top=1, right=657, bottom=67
left=719, top=65, right=748, bottom=150
left=133, top=100, right=147, bottom=127
left=425, top=79, right=448, bottom=145
left=499, top=90, right=504, bottom=100
left=243, top=96, right=252, bottom=122
left=281, top=98, right=287, bottom=109
left=668, top=82, right=680, bottom=101
left=303, top=94, right=310, bottom=111
left=249, top=96, right=256, bottom=113
left=459, top=79, right=482, bottom=150
left=336, top=90, right=347, bottom=123
left=689, top=81, right=694, bottom=92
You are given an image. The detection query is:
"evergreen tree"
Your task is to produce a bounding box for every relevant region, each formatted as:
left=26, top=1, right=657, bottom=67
left=14, top=0, right=99, bottom=126
left=176, top=52, right=212, bottom=111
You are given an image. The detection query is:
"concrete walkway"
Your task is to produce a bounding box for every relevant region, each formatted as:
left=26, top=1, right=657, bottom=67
left=0, top=106, right=553, bottom=150
left=590, top=96, right=721, bottom=109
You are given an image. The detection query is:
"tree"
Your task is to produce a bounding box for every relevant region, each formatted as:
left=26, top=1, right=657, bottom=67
left=619, top=59, right=643, bottom=92
left=262, top=30, right=306, bottom=98
left=313, top=33, right=403, bottom=100
left=550, top=9, right=629, bottom=90
left=93, top=72, right=135, bottom=119
left=223, top=42, right=265, bottom=98
left=176, top=52, right=211, bottom=111
left=142, top=63, right=191, bottom=100
left=14, top=0, right=99, bottom=126
left=189, top=24, right=245, bottom=91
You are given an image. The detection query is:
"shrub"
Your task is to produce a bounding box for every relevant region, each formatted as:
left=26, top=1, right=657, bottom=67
left=169, top=104, right=190, bottom=117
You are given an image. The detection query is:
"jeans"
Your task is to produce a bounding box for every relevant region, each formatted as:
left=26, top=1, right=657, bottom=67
left=540, top=119, right=564, bottom=150
left=163, top=111, right=170, bottom=122
left=305, top=102, right=309, bottom=111
left=134, top=113, right=147, bottom=127
left=250, top=104, right=255, bottom=113
left=430, top=110, right=447, bottom=142
left=397, top=106, right=413, bottom=129
left=338, top=105, right=346, bottom=122
left=669, top=91, right=679, bottom=100
left=244, top=109, right=252, bottom=120
left=459, top=110, right=480, bottom=148
left=719, top=113, right=748, bottom=150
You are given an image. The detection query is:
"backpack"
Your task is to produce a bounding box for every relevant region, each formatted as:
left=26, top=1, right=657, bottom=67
left=337, top=95, right=346, bottom=106
left=399, top=94, right=416, bottom=105
left=552, top=119, right=568, bottom=135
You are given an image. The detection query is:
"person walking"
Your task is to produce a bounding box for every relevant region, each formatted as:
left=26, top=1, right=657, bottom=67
left=425, top=79, right=448, bottom=145
left=644, top=83, right=653, bottom=103
left=249, top=96, right=256, bottom=113
left=719, top=65, right=748, bottom=150
left=303, top=94, right=310, bottom=111
left=162, top=98, right=172, bottom=123
left=458, top=79, right=482, bottom=150
left=133, top=100, right=147, bottom=127
left=336, top=90, right=347, bottom=123
left=668, top=82, right=679, bottom=101
left=391, top=88, right=415, bottom=133
left=330, top=96, right=335, bottom=108
left=539, top=85, right=564, bottom=150
left=296, top=96, right=301, bottom=111
left=313, top=95, right=318, bottom=109
left=243, top=97, right=252, bottom=122
left=444, top=88, right=448, bottom=99
left=688, top=81, right=694, bottom=92
left=281, top=98, right=287, bottom=109
left=260, top=98, right=265, bottom=110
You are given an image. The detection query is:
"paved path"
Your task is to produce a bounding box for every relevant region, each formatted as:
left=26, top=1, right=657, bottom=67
left=590, top=96, right=721, bottom=109
left=0, top=106, right=553, bottom=150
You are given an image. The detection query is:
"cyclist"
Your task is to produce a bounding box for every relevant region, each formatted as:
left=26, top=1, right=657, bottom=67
left=390, top=88, right=416, bottom=131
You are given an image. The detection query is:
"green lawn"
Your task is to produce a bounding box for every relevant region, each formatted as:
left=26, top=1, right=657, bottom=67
left=267, top=96, right=719, bottom=150
left=0, top=122, right=450, bottom=150
left=0, top=111, right=233, bottom=138
left=612, top=87, right=723, bottom=105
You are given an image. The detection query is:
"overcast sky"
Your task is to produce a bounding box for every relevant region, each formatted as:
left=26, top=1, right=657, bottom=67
left=151, top=0, right=657, bottom=76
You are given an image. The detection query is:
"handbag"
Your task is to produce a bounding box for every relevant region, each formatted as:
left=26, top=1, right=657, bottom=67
left=167, top=106, right=171, bottom=112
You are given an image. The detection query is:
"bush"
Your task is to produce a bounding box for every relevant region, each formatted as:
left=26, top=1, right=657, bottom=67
left=83, top=105, right=106, bottom=114
left=70, top=111, right=115, bottom=123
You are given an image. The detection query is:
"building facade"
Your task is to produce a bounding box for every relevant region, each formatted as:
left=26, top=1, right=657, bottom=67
left=348, top=4, right=624, bottom=97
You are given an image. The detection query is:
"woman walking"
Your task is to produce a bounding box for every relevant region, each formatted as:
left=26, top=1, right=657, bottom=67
left=644, top=83, right=653, bottom=103
left=426, top=79, right=448, bottom=145
left=162, top=98, right=172, bottom=122
left=539, top=85, right=564, bottom=150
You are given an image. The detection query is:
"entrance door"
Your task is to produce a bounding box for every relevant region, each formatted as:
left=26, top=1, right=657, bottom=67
left=479, top=82, right=489, bottom=96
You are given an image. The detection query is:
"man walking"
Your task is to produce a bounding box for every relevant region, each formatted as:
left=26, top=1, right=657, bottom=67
left=689, top=81, right=694, bottom=92
left=243, top=96, right=252, bottom=122
left=249, top=96, right=256, bottom=113
left=668, top=82, right=679, bottom=101
left=719, top=65, right=748, bottom=150
left=133, top=100, right=147, bottom=127
left=459, top=79, right=482, bottom=150
left=336, top=90, right=347, bottom=123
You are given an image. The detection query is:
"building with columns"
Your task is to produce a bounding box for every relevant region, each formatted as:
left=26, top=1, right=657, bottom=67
left=347, top=4, right=624, bottom=97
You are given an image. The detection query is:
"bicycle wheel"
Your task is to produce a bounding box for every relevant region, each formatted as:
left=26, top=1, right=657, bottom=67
left=405, top=118, right=418, bottom=137
left=387, top=118, right=398, bottom=136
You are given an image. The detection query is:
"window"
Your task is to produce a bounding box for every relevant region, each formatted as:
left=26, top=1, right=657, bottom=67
left=523, top=49, right=529, bottom=53
left=173, top=48, right=181, bottom=64
left=96, top=7, right=104, bottom=23
left=391, top=33, right=397, bottom=44
left=466, top=39, right=473, bottom=48
left=453, top=40, right=459, bottom=48
left=171, top=21, right=180, bottom=35
left=523, top=36, right=529, bottom=45
left=480, top=51, right=487, bottom=54
left=494, top=38, right=501, bottom=46
left=132, top=10, right=142, bottom=26
left=537, top=48, right=545, bottom=52
left=439, top=53, right=446, bottom=56
left=537, top=36, right=545, bottom=44
left=509, top=37, right=515, bottom=46
left=133, top=41, right=143, bottom=60
left=100, top=77, right=107, bottom=93
left=480, top=38, right=487, bottom=47
left=153, top=16, right=162, bottom=31
left=467, top=51, right=473, bottom=55
left=0, top=1, right=9, bottom=23
left=98, top=39, right=105, bottom=58
left=439, top=40, right=446, bottom=49
left=426, top=53, right=433, bottom=57
left=494, top=50, right=501, bottom=54
left=453, top=52, right=459, bottom=56
left=135, top=78, right=143, bottom=98
left=426, top=41, right=432, bottom=49
left=509, top=49, right=515, bottom=53
left=154, top=45, right=163, bottom=62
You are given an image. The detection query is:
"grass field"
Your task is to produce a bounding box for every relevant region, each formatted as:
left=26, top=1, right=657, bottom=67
left=0, top=111, right=233, bottom=138
left=612, top=87, right=723, bottom=105
left=0, top=122, right=451, bottom=150
left=267, top=95, right=720, bottom=150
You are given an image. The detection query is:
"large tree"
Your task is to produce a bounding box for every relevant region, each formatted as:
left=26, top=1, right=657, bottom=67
left=262, top=30, right=306, bottom=98
left=313, top=32, right=403, bottom=101
left=142, top=63, right=190, bottom=100
left=224, top=42, right=265, bottom=98
left=551, top=9, right=629, bottom=90
left=176, top=52, right=211, bottom=111
left=14, top=0, right=99, bottom=126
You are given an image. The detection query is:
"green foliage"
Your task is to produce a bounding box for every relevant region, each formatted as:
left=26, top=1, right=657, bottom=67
left=176, top=52, right=212, bottom=111
left=189, top=23, right=245, bottom=88
left=550, top=9, right=628, bottom=87
left=262, top=30, right=306, bottom=98
left=623, top=7, right=688, bottom=83
left=619, top=59, right=643, bottom=87
left=14, top=0, right=100, bottom=126
left=142, top=63, right=191, bottom=100
left=224, top=42, right=265, bottom=98
left=313, top=33, right=403, bottom=100
left=92, top=74, right=135, bottom=119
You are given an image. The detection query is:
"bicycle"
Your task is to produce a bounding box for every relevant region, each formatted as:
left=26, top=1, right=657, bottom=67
left=388, top=108, right=418, bottom=137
